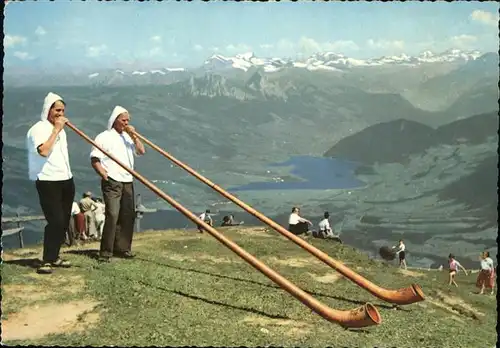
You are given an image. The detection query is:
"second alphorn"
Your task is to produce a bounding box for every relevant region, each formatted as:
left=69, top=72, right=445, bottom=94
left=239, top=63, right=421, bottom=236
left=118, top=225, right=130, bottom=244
left=67, top=122, right=382, bottom=328
left=133, top=131, right=425, bottom=306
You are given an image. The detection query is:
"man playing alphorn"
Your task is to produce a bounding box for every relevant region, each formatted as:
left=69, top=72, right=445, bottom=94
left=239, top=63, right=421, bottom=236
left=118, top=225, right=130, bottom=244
left=26, top=92, right=75, bottom=274
left=90, top=106, right=146, bottom=262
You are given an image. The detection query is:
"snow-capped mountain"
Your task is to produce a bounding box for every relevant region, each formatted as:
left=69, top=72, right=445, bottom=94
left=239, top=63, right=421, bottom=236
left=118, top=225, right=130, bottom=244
left=369, top=49, right=482, bottom=66
left=203, top=52, right=290, bottom=73
left=3, top=49, right=492, bottom=88
left=84, top=67, right=189, bottom=86
left=81, top=49, right=487, bottom=83
left=88, top=67, right=186, bottom=79
left=201, top=49, right=483, bottom=73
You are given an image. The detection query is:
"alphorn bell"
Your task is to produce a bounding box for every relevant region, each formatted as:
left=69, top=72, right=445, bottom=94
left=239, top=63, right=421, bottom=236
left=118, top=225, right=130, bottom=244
left=133, top=131, right=425, bottom=306
left=66, top=122, right=382, bottom=328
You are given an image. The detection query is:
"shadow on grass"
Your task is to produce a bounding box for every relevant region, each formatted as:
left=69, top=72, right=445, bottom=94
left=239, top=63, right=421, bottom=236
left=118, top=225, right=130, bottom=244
left=64, top=248, right=100, bottom=260
left=63, top=249, right=294, bottom=322
left=2, top=258, right=41, bottom=269
left=134, top=256, right=398, bottom=310
left=60, top=249, right=407, bottom=313
left=131, top=276, right=292, bottom=321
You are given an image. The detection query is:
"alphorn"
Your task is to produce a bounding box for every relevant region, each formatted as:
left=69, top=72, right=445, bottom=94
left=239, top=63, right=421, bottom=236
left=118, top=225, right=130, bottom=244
left=133, top=131, right=425, bottom=306
left=66, top=122, right=381, bottom=328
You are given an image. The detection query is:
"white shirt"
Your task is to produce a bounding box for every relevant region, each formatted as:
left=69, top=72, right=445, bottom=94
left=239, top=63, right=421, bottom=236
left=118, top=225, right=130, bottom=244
left=481, top=257, right=494, bottom=271
left=199, top=213, right=212, bottom=223
left=94, top=202, right=106, bottom=218
left=71, top=202, right=80, bottom=215
left=395, top=243, right=406, bottom=253
left=90, top=129, right=137, bottom=182
left=318, top=218, right=331, bottom=233
left=26, top=120, right=72, bottom=181
left=288, top=213, right=302, bottom=225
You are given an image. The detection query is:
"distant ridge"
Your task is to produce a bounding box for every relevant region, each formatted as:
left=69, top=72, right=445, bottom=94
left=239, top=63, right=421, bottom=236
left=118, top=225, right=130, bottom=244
left=323, top=111, right=498, bottom=164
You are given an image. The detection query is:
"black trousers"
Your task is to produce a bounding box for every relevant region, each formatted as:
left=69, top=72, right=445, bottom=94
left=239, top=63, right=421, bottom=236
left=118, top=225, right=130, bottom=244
left=100, top=178, right=135, bottom=257
left=36, top=178, right=75, bottom=262
left=289, top=222, right=309, bottom=235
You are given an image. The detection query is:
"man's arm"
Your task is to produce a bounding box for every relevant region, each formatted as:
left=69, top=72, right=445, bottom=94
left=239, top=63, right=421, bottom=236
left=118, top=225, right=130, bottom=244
left=132, top=135, right=146, bottom=156
left=91, top=157, right=108, bottom=181
left=458, top=261, right=468, bottom=275
left=124, top=126, right=145, bottom=155
left=90, top=134, right=109, bottom=180
left=31, top=117, right=68, bottom=157
left=298, top=217, right=312, bottom=225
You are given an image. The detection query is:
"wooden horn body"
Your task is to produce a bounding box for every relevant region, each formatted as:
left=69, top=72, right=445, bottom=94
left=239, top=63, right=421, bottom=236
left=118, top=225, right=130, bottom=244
left=67, top=122, right=382, bottom=328
left=134, top=131, right=425, bottom=306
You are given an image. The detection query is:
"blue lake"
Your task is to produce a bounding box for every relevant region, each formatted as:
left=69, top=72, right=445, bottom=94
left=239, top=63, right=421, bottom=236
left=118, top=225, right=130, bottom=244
left=230, top=155, right=365, bottom=191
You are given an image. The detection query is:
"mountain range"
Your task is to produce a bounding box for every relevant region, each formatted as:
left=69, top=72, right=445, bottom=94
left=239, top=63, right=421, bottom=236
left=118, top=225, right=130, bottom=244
left=5, top=49, right=497, bottom=118
left=3, top=48, right=489, bottom=86
left=202, top=49, right=483, bottom=72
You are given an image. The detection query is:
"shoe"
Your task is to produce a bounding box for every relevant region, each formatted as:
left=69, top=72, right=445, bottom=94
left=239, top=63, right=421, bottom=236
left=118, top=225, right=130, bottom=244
left=37, top=262, right=53, bottom=274
left=98, top=255, right=111, bottom=263
left=52, top=258, right=72, bottom=268
left=114, top=251, right=135, bottom=259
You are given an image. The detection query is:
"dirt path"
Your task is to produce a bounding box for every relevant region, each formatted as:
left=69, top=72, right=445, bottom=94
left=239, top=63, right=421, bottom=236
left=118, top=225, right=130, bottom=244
left=2, top=300, right=101, bottom=341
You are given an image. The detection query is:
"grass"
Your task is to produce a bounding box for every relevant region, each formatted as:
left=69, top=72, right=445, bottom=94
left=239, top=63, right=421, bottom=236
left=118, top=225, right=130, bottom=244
left=1, top=226, right=497, bottom=347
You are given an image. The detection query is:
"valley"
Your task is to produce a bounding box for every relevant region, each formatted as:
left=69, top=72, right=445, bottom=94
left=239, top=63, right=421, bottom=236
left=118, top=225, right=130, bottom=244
left=2, top=49, right=498, bottom=269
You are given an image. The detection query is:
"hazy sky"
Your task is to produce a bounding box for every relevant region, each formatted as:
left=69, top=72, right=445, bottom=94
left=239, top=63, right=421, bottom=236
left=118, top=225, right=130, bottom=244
left=4, top=1, right=499, bottom=71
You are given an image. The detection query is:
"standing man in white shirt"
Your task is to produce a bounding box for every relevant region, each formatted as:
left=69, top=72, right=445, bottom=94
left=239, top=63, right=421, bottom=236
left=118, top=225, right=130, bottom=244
left=79, top=191, right=98, bottom=239
left=26, top=92, right=74, bottom=274
left=90, top=106, right=146, bottom=262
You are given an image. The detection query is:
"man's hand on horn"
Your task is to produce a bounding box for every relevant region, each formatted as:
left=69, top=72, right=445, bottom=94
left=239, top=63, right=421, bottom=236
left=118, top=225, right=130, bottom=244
left=124, top=125, right=135, bottom=134
left=54, top=116, right=69, bottom=132
left=124, top=125, right=137, bottom=138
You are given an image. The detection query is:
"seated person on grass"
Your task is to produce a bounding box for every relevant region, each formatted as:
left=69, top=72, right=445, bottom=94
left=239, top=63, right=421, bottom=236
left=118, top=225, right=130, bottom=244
left=221, top=214, right=244, bottom=227
left=288, top=207, right=313, bottom=236
left=315, top=212, right=342, bottom=243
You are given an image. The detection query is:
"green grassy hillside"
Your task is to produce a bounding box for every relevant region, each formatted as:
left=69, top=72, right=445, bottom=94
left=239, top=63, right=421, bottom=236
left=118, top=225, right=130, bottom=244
left=1, top=227, right=497, bottom=347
